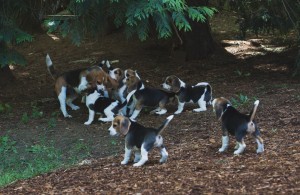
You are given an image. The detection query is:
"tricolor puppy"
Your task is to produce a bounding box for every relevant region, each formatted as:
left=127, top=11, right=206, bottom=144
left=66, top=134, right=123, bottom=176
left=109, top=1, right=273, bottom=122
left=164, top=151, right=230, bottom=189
left=212, top=97, right=264, bottom=155
left=122, top=69, right=142, bottom=116
left=84, top=84, right=136, bottom=124
left=103, top=60, right=127, bottom=102
left=46, top=54, right=110, bottom=118
left=161, top=75, right=212, bottom=114
left=125, top=75, right=175, bottom=121
left=108, top=115, right=174, bottom=167
left=124, top=69, right=140, bottom=80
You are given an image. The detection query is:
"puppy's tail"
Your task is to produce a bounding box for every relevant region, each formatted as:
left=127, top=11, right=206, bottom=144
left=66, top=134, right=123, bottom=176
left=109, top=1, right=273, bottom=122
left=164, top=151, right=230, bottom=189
left=157, top=115, right=174, bottom=135
left=197, top=82, right=213, bottom=105
left=46, top=54, right=57, bottom=80
left=249, top=100, right=260, bottom=122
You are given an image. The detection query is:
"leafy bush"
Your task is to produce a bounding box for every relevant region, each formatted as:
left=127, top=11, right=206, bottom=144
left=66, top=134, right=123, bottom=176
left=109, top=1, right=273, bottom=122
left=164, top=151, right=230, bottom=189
left=0, top=0, right=34, bottom=68
left=45, top=0, right=217, bottom=44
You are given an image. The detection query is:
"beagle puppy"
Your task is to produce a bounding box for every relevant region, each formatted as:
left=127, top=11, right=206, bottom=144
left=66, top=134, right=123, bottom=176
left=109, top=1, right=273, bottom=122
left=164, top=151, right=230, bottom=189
left=124, top=69, right=140, bottom=79
left=46, top=54, right=119, bottom=118
left=46, top=54, right=108, bottom=117
left=125, top=75, right=175, bottom=121
left=212, top=97, right=264, bottom=155
left=84, top=84, right=136, bottom=124
left=108, top=115, right=174, bottom=166
left=103, top=60, right=126, bottom=102
left=161, top=75, right=212, bottom=114
left=122, top=69, right=141, bottom=116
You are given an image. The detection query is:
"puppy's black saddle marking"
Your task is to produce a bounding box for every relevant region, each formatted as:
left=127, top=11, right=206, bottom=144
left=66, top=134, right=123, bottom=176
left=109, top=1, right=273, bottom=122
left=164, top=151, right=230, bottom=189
left=135, top=88, right=175, bottom=107
left=177, top=85, right=209, bottom=103
left=125, top=121, right=165, bottom=151
left=221, top=105, right=260, bottom=142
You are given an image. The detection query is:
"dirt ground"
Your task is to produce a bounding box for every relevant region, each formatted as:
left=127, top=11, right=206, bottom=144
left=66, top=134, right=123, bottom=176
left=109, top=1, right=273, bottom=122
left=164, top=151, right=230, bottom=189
left=0, top=15, right=300, bottom=194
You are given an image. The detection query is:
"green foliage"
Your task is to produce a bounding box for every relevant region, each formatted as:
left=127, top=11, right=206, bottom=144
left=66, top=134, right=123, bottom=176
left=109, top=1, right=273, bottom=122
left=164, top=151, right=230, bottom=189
left=31, top=104, right=44, bottom=119
left=0, top=136, right=17, bottom=154
left=0, top=134, right=91, bottom=187
left=0, top=103, right=12, bottom=113
left=21, top=112, right=30, bottom=124
left=47, top=111, right=59, bottom=129
left=226, top=0, right=300, bottom=38
left=45, top=0, right=217, bottom=43
left=230, top=94, right=251, bottom=108
left=234, top=70, right=251, bottom=77
left=0, top=0, right=34, bottom=68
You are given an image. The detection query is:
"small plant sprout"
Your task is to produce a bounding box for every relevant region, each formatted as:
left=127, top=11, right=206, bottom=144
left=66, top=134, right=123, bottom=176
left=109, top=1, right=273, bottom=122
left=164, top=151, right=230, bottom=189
left=0, top=103, right=12, bottom=113
left=31, top=104, right=43, bottom=119
left=21, top=113, right=30, bottom=124
left=234, top=70, right=251, bottom=77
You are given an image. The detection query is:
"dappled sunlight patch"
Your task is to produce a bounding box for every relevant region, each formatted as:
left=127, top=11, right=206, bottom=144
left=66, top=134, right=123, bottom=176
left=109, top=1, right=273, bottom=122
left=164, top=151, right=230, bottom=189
left=254, top=63, right=288, bottom=73
left=47, top=33, right=60, bottom=41
left=222, top=39, right=288, bottom=59
left=9, top=65, right=15, bottom=70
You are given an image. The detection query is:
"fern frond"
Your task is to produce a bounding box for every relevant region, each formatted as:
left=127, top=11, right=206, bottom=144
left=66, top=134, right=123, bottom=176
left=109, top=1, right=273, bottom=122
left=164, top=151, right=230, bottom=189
left=153, top=12, right=172, bottom=39
left=172, top=12, right=191, bottom=31
left=187, top=7, right=206, bottom=22
left=136, top=18, right=149, bottom=41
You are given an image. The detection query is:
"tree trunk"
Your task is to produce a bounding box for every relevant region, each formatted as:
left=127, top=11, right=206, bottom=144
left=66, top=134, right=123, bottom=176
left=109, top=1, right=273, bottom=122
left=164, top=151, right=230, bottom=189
left=184, top=0, right=215, bottom=61
left=293, top=49, right=300, bottom=77
left=0, top=65, right=15, bottom=87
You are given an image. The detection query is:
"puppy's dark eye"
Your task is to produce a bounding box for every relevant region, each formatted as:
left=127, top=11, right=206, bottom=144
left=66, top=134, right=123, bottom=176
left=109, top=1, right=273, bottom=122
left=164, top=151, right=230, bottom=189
left=126, top=73, right=129, bottom=77
left=96, top=81, right=101, bottom=84
left=113, top=124, right=117, bottom=128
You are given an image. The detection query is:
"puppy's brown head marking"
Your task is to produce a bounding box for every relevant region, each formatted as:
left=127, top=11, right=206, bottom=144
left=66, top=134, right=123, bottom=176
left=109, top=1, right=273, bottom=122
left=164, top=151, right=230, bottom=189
left=165, top=75, right=181, bottom=93
left=125, top=75, right=141, bottom=92
left=92, top=70, right=119, bottom=90
left=125, top=69, right=136, bottom=78
left=110, top=68, right=124, bottom=82
left=212, top=97, right=231, bottom=119
left=111, top=116, right=131, bottom=136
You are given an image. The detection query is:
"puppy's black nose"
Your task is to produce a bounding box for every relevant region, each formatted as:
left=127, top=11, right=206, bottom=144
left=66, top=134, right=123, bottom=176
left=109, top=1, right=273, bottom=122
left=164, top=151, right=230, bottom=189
left=160, top=84, right=163, bottom=87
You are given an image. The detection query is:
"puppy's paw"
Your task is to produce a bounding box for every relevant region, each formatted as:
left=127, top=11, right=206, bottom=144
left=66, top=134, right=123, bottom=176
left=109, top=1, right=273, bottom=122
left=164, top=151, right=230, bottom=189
left=133, top=162, right=143, bottom=167
left=233, top=150, right=243, bottom=155
left=99, top=118, right=112, bottom=122
left=134, top=158, right=141, bottom=163
left=129, top=117, right=137, bottom=122
left=256, top=147, right=264, bottom=153
left=193, top=108, right=206, bottom=112
left=159, top=157, right=168, bottom=163
left=71, top=105, right=80, bottom=110
left=218, top=148, right=226, bottom=153
left=121, top=160, right=128, bottom=165
left=84, top=121, right=92, bottom=125
left=156, top=109, right=167, bottom=115
left=64, top=114, right=72, bottom=118
left=174, top=110, right=182, bottom=115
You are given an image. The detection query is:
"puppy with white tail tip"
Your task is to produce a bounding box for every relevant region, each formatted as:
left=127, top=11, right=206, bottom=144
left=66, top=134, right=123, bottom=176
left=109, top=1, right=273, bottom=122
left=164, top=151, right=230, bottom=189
left=45, top=54, right=114, bottom=118
left=212, top=97, right=264, bottom=155
left=108, top=115, right=174, bottom=167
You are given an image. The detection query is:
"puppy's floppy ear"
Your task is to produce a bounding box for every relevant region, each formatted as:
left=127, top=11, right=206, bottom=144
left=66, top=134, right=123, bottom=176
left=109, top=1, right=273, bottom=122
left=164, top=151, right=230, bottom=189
left=215, top=105, right=223, bottom=119
left=171, top=77, right=181, bottom=93
left=117, top=69, right=124, bottom=79
left=213, top=98, right=229, bottom=119
left=126, top=76, right=138, bottom=93
left=120, top=117, right=131, bottom=135
left=102, top=75, right=111, bottom=88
